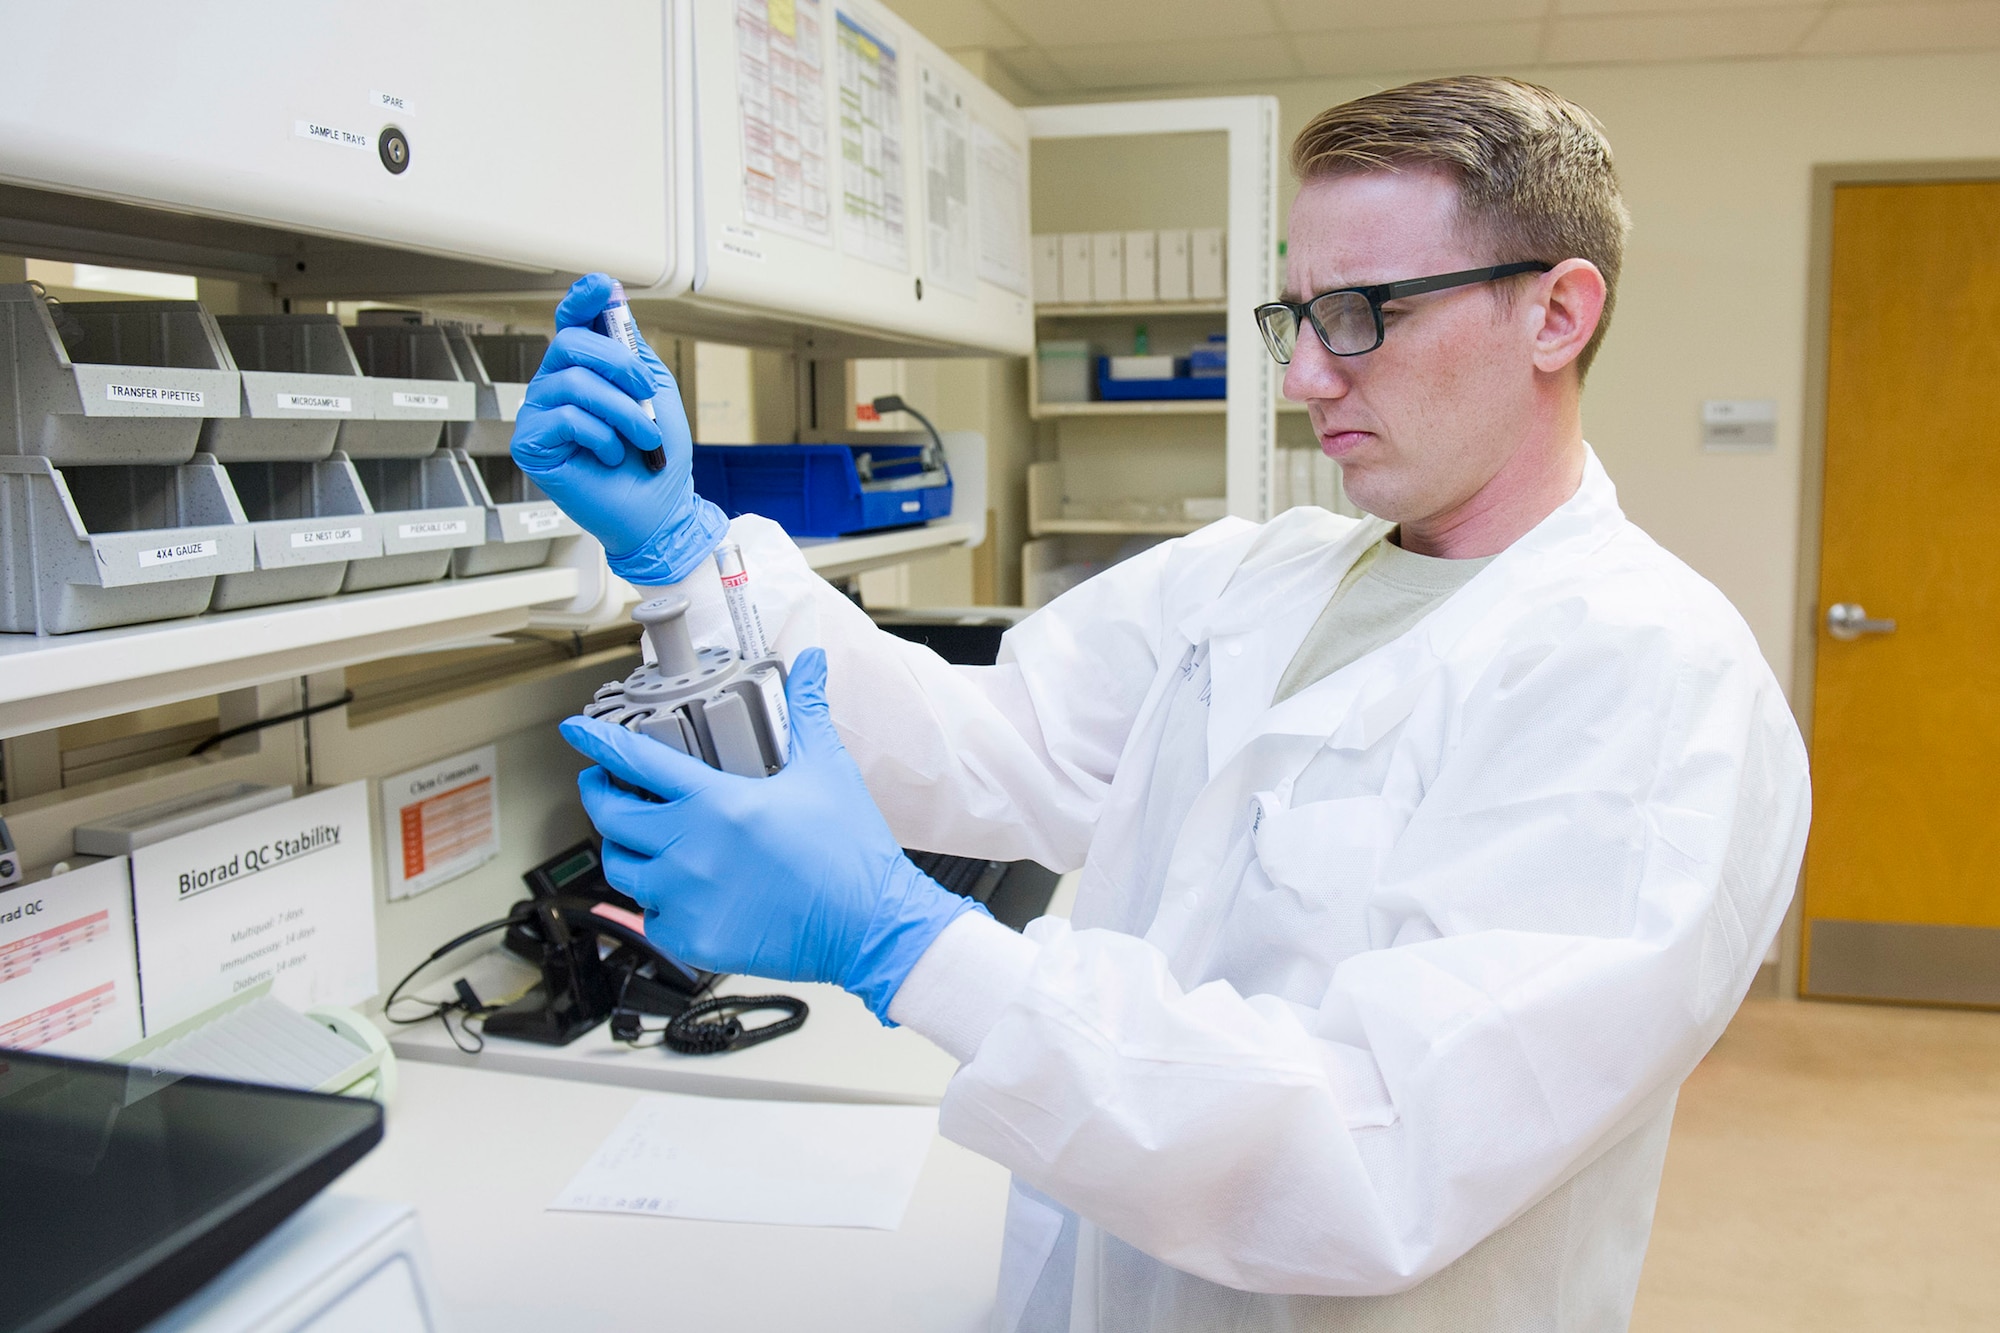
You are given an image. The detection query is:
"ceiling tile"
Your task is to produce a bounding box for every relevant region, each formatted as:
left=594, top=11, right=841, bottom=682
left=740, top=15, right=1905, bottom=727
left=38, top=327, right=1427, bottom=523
left=1274, top=0, right=1546, bottom=32
left=985, top=0, right=1281, bottom=48
left=986, top=44, right=1078, bottom=94
left=881, top=0, right=1028, bottom=48
left=1544, top=6, right=1822, bottom=61
left=1801, top=0, right=2000, bottom=47
left=1292, top=19, right=1546, bottom=74
left=1042, top=34, right=1300, bottom=90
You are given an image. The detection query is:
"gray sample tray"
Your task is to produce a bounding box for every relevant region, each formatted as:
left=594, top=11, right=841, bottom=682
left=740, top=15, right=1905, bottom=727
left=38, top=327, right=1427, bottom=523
left=209, top=452, right=384, bottom=612
left=449, top=448, right=577, bottom=577
left=0, top=455, right=254, bottom=634
left=0, top=284, right=239, bottom=465
left=204, top=314, right=370, bottom=462
left=74, top=781, right=293, bottom=855
left=446, top=329, right=545, bottom=456
left=337, top=323, right=474, bottom=457
left=341, top=451, right=484, bottom=592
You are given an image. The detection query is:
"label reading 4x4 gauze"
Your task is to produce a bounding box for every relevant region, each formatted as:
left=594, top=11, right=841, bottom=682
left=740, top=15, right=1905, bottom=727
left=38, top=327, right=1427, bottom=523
left=137, top=540, right=217, bottom=568
left=390, top=392, right=449, bottom=410
left=107, top=384, right=204, bottom=407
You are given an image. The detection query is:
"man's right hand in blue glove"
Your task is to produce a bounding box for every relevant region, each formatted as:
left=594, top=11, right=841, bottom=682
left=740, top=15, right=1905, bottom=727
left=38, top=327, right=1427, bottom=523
left=510, top=272, right=728, bottom=586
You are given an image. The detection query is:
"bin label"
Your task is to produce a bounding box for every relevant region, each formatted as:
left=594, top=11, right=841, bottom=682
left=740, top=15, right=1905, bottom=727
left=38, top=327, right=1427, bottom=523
left=521, top=508, right=565, bottom=534
left=399, top=519, right=467, bottom=540
left=276, top=393, right=353, bottom=413
left=107, top=384, right=204, bottom=407
left=295, top=119, right=370, bottom=152
left=391, top=392, right=449, bottom=410
left=137, top=539, right=217, bottom=568
left=291, top=527, right=364, bottom=549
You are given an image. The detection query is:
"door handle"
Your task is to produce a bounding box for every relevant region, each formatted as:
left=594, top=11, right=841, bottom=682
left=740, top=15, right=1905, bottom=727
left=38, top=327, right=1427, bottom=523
left=1826, top=602, right=1897, bottom=640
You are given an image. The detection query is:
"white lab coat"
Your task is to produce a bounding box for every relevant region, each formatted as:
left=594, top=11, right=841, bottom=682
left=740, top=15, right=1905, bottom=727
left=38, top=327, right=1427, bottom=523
left=677, top=448, right=1811, bottom=1332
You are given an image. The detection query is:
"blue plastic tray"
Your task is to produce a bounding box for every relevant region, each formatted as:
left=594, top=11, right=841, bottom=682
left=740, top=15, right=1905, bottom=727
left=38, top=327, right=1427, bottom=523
left=1095, top=357, right=1226, bottom=401
left=693, top=443, right=953, bottom=538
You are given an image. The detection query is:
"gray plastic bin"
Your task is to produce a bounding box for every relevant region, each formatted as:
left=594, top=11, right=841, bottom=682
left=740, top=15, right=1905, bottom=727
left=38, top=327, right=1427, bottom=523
left=337, top=323, right=475, bottom=457
left=446, top=330, right=545, bottom=456
left=0, top=455, right=254, bottom=633
left=340, top=451, right=484, bottom=592
left=0, top=284, right=239, bottom=465
left=208, top=452, right=384, bottom=612
left=450, top=448, right=578, bottom=577
left=202, top=314, right=369, bottom=462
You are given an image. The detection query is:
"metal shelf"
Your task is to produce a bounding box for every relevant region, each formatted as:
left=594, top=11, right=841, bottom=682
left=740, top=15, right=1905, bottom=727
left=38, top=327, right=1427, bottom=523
left=0, top=567, right=580, bottom=738
left=798, top=518, right=984, bottom=582
left=1031, top=399, right=1227, bottom=419
left=1030, top=517, right=1205, bottom=536
left=1035, top=301, right=1227, bottom=318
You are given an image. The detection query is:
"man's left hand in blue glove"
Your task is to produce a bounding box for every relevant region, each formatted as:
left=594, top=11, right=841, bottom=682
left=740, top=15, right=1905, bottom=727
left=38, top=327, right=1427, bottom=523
left=559, top=648, right=983, bottom=1021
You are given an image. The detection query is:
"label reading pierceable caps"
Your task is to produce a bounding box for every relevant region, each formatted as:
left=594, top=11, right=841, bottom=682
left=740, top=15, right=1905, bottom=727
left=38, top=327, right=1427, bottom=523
left=291, top=527, right=364, bottom=549
left=390, top=391, right=448, bottom=410
left=399, top=519, right=467, bottom=540
left=276, top=393, right=353, bottom=412
left=107, top=384, right=203, bottom=407
left=137, top=539, right=217, bottom=568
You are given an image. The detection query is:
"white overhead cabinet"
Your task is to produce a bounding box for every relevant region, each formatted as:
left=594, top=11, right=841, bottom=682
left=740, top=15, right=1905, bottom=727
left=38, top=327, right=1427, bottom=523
left=678, top=0, right=1033, bottom=357
left=0, top=0, right=678, bottom=286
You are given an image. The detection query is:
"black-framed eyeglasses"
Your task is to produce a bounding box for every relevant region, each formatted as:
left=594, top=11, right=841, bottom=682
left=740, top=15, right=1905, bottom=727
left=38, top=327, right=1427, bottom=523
left=1254, top=262, right=1554, bottom=363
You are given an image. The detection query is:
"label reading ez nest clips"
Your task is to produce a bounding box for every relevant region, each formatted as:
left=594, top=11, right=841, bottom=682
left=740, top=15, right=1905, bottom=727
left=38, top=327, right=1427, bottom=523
left=390, top=392, right=448, bottom=410
left=399, top=519, right=466, bottom=539
left=291, top=527, right=363, bottom=549
left=276, top=393, right=352, bottom=412
left=137, top=540, right=217, bottom=568
left=107, top=384, right=203, bottom=407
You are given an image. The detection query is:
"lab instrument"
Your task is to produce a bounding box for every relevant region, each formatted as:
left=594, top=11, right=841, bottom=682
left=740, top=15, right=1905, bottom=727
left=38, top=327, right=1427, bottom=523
left=595, top=280, right=666, bottom=473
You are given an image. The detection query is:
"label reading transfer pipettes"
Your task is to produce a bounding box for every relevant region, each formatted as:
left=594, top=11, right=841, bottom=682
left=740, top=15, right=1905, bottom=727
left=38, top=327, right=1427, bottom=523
left=276, top=393, right=353, bottom=412
left=390, top=391, right=448, bottom=410
left=137, top=540, right=217, bottom=568
left=291, top=527, right=363, bottom=549
left=107, top=384, right=204, bottom=407
left=399, top=520, right=467, bottom=540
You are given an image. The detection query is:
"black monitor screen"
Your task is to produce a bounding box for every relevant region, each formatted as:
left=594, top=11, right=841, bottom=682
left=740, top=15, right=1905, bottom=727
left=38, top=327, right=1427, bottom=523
left=0, top=1047, right=383, bottom=1333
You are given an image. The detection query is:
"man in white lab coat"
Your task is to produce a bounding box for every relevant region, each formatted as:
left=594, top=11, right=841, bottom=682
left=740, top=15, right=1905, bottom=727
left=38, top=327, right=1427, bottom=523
left=527, top=76, right=1810, bottom=1332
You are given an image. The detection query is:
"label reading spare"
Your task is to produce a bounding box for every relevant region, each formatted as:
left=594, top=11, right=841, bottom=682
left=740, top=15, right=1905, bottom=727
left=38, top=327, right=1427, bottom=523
left=107, top=384, right=203, bottom=407
left=137, top=540, right=217, bottom=568
left=276, top=393, right=353, bottom=413
left=400, top=519, right=467, bottom=540
left=390, top=391, right=448, bottom=410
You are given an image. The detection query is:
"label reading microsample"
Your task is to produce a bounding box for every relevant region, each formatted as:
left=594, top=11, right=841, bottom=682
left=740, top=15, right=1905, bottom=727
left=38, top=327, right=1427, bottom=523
left=276, top=393, right=352, bottom=412
left=137, top=540, right=217, bottom=568
left=390, top=392, right=448, bottom=410
left=521, top=508, right=564, bottom=534
left=291, top=527, right=363, bottom=549
left=295, top=119, right=371, bottom=151
left=399, top=520, right=467, bottom=539
left=107, top=384, right=203, bottom=407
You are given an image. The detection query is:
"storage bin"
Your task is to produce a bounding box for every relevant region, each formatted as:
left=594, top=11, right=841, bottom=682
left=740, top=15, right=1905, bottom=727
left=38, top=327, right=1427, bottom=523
left=446, top=330, right=546, bottom=456
left=0, top=455, right=253, bottom=633
left=207, top=453, right=383, bottom=612
left=339, top=451, right=484, bottom=592
left=1095, top=357, right=1226, bottom=401
left=203, top=314, right=369, bottom=462
left=0, top=284, right=238, bottom=465
left=693, top=442, right=953, bottom=538
left=450, top=448, right=577, bottom=577
left=337, top=323, right=475, bottom=457
left=1036, top=340, right=1094, bottom=403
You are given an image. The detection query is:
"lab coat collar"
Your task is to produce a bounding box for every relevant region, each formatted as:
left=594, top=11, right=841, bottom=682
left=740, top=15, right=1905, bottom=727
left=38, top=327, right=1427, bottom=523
left=1197, top=445, right=1625, bottom=774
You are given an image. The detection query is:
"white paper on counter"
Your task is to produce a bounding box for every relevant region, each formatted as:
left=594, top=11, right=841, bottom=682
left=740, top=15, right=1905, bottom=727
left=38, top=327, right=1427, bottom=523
left=130, top=782, right=376, bottom=1034
left=549, top=1093, right=939, bottom=1230
left=0, top=857, right=143, bottom=1057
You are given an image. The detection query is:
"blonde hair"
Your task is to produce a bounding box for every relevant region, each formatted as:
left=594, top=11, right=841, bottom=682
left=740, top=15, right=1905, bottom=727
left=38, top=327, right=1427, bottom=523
left=1292, top=76, right=1630, bottom=377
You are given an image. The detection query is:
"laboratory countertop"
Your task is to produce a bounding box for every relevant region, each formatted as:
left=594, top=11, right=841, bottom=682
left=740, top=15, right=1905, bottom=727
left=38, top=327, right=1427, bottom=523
left=333, top=1061, right=1010, bottom=1333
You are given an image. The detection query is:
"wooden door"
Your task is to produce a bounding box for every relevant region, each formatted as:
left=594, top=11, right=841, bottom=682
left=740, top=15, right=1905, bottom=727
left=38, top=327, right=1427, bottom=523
left=1805, top=180, right=2000, bottom=1004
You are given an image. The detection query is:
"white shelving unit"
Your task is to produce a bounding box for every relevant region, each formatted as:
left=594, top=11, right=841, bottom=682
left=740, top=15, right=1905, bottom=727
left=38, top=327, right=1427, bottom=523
left=1032, top=399, right=1227, bottom=420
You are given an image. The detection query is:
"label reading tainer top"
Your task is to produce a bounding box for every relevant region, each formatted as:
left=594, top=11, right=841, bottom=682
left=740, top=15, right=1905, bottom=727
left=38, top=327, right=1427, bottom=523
left=390, top=392, right=449, bottom=410
left=107, top=384, right=204, bottom=407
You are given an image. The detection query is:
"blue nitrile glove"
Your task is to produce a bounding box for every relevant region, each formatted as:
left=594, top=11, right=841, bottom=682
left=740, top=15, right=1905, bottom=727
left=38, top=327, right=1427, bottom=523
left=510, top=272, right=727, bottom=585
left=559, top=648, right=982, bottom=1020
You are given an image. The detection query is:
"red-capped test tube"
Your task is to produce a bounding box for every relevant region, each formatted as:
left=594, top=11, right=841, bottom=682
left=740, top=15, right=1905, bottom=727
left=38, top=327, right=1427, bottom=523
left=714, top=540, right=770, bottom=661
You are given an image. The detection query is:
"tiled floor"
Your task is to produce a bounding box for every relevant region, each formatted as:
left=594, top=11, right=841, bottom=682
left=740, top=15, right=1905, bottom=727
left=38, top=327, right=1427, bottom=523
left=1631, top=994, right=2000, bottom=1330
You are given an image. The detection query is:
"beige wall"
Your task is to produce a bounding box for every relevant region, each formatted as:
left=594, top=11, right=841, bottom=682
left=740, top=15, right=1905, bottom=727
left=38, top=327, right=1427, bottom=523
left=996, top=50, right=2000, bottom=693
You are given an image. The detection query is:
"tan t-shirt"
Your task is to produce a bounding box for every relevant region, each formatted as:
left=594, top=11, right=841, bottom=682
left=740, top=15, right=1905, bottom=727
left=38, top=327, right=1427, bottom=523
left=1273, top=535, right=1493, bottom=704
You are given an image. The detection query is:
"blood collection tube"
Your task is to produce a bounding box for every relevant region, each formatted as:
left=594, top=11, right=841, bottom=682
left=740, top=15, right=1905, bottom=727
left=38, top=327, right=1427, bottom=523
left=714, top=541, right=770, bottom=661
left=596, top=278, right=667, bottom=473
